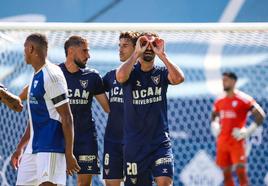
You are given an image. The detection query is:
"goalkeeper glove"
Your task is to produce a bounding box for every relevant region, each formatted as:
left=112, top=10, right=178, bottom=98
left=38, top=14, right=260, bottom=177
left=211, top=121, right=221, bottom=138
left=232, top=122, right=258, bottom=141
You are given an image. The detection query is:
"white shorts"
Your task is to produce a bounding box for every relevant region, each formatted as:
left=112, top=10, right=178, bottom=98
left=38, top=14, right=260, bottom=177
left=16, top=152, right=66, bottom=186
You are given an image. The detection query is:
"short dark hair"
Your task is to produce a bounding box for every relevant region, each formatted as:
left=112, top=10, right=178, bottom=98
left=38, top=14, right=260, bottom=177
left=64, top=36, right=87, bottom=57
left=26, top=33, right=48, bottom=50
left=140, top=32, right=159, bottom=38
left=119, top=31, right=141, bottom=46
left=222, top=71, right=238, bottom=81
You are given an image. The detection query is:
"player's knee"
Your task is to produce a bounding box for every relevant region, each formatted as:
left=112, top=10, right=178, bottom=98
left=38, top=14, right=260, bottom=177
left=77, top=175, right=92, bottom=186
left=105, top=180, right=121, bottom=186
left=155, top=176, right=173, bottom=186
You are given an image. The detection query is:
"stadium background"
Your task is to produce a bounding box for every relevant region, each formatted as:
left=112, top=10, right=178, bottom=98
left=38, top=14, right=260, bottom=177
left=0, top=1, right=268, bottom=185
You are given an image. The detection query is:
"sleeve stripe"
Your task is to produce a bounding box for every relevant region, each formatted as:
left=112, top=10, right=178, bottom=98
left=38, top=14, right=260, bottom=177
left=51, top=93, right=67, bottom=105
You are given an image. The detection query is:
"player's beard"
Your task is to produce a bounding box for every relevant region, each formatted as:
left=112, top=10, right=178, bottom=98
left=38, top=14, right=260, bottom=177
left=142, top=50, right=155, bottom=62
left=224, top=86, right=231, bottom=92
left=74, top=59, right=86, bottom=69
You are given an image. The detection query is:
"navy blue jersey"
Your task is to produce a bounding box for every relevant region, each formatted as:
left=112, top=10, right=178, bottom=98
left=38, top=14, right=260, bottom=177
left=103, top=69, right=124, bottom=143
left=122, top=62, right=171, bottom=147
left=59, top=63, right=105, bottom=149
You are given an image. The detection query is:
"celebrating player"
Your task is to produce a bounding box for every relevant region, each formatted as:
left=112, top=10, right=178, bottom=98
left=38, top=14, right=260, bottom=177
left=102, top=31, right=140, bottom=186
left=14, top=33, right=80, bottom=185
left=60, top=35, right=110, bottom=186
left=116, top=32, right=184, bottom=186
left=211, top=71, right=265, bottom=186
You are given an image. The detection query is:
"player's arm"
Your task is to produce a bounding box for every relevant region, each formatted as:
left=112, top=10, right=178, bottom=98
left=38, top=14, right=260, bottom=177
left=116, top=36, right=149, bottom=83
left=56, top=102, right=81, bottom=175
left=150, top=38, right=184, bottom=85
left=251, top=102, right=266, bottom=125
left=0, top=85, right=23, bottom=112
left=46, top=72, right=80, bottom=175
left=11, top=121, right=30, bottom=169
left=232, top=102, right=266, bottom=140
left=19, top=85, right=29, bottom=101
left=95, top=93, right=110, bottom=113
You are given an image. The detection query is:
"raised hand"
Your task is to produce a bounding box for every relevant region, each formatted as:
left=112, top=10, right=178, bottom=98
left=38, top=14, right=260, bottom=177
left=135, top=36, right=149, bottom=56
left=150, top=37, right=165, bottom=56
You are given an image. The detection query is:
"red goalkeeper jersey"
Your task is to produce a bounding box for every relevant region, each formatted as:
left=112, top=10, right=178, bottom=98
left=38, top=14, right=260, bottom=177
left=213, top=90, right=255, bottom=144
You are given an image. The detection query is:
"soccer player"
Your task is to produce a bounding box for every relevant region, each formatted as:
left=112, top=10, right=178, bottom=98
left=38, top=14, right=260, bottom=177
left=116, top=32, right=184, bottom=186
left=14, top=33, right=80, bottom=185
left=59, top=35, right=110, bottom=186
left=0, top=83, right=23, bottom=112
left=102, top=31, right=140, bottom=186
left=211, top=72, right=265, bottom=186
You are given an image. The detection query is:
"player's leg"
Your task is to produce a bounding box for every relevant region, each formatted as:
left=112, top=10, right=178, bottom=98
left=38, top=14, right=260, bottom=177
left=36, top=152, right=66, bottom=185
left=231, top=143, right=248, bottom=186
left=103, top=140, right=124, bottom=186
left=77, top=174, right=92, bottom=186
left=16, top=153, right=38, bottom=186
left=152, top=141, right=174, bottom=186
left=235, top=164, right=248, bottom=186
left=216, top=144, right=234, bottom=186
left=222, top=167, right=234, bottom=186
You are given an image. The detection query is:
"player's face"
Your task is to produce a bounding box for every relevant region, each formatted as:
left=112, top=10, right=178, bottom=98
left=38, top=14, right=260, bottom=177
left=119, top=38, right=135, bottom=62
left=222, top=75, right=236, bottom=91
left=142, top=35, right=156, bottom=62
left=73, top=43, right=90, bottom=69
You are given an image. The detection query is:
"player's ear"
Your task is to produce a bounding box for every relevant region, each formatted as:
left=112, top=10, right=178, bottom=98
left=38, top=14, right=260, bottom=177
left=68, top=46, right=75, bottom=56
left=29, top=44, right=34, bottom=54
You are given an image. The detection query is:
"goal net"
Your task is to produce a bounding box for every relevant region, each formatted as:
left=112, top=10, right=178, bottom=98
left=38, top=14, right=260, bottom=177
left=0, top=23, right=268, bottom=186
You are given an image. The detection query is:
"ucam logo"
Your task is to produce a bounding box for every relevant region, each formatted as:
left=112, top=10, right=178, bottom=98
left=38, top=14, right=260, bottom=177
left=180, top=150, right=223, bottom=186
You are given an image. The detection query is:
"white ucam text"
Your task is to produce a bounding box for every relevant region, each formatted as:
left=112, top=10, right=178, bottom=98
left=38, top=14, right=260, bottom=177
left=132, top=87, right=162, bottom=105
left=68, top=89, right=90, bottom=99
left=111, top=86, right=123, bottom=96
left=132, top=87, right=162, bottom=99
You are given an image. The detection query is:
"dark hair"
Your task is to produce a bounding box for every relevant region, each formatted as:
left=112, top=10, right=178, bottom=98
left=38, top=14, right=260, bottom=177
left=119, top=31, right=141, bottom=46
left=140, top=32, right=159, bottom=38
left=222, top=71, right=238, bottom=81
left=64, top=36, right=87, bottom=57
left=26, top=33, right=48, bottom=50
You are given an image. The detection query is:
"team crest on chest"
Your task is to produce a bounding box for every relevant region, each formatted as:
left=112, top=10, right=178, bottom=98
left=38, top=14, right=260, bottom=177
left=232, top=100, right=238, bottom=107
left=151, top=75, right=160, bottom=85
left=80, top=80, right=88, bottom=89
left=33, top=80, right=39, bottom=88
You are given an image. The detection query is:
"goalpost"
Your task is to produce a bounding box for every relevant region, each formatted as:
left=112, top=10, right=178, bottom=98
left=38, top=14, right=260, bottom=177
left=0, top=23, right=267, bottom=186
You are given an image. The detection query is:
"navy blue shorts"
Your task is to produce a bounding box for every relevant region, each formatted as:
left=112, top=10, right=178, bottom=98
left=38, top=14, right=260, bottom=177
left=124, top=141, right=174, bottom=186
left=103, top=140, right=124, bottom=179
left=74, top=136, right=100, bottom=175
